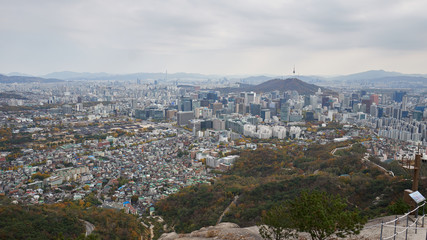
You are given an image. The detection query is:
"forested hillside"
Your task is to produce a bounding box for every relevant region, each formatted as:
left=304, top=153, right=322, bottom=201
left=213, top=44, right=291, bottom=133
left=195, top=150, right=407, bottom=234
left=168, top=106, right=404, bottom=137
left=0, top=197, right=147, bottom=240
left=156, top=141, right=413, bottom=233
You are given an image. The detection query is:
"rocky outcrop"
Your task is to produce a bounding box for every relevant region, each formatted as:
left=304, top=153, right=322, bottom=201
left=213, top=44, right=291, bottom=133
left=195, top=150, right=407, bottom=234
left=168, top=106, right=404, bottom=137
left=159, top=222, right=262, bottom=240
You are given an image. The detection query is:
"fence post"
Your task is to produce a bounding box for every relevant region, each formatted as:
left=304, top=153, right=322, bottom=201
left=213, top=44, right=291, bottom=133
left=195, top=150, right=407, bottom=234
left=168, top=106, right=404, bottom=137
left=417, top=205, right=419, bottom=218
left=416, top=215, right=418, bottom=234
left=394, top=215, right=397, bottom=240
left=406, top=214, right=409, bottom=240
left=380, top=220, right=384, bottom=240
left=423, top=204, right=425, bottom=228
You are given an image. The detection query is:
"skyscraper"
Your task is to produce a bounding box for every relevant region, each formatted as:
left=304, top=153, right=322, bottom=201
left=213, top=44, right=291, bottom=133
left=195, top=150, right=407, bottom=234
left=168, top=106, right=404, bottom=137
left=281, top=102, right=290, bottom=122
left=261, top=109, right=271, bottom=122
left=180, top=97, right=192, bottom=112
left=393, top=91, right=406, bottom=103
left=250, top=103, right=261, bottom=116
left=370, top=94, right=379, bottom=105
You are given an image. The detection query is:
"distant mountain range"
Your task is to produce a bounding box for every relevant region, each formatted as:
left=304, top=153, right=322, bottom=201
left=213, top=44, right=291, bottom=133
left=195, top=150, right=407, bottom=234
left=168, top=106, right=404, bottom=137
left=336, top=75, right=427, bottom=89
left=42, top=71, right=112, bottom=80
left=329, top=70, right=404, bottom=81
left=322, top=70, right=427, bottom=88
left=238, top=70, right=427, bottom=88
left=1, top=70, right=426, bottom=89
left=40, top=71, right=221, bottom=82
left=0, top=74, right=62, bottom=84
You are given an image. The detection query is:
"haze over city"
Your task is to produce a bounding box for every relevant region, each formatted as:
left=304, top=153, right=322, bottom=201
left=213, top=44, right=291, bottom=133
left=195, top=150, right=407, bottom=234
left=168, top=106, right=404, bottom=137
left=1, top=1, right=427, bottom=239
left=1, top=0, right=427, bottom=76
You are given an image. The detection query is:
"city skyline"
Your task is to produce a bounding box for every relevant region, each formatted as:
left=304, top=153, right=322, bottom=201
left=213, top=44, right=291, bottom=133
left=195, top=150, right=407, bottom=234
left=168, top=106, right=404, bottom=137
left=1, top=0, right=427, bottom=76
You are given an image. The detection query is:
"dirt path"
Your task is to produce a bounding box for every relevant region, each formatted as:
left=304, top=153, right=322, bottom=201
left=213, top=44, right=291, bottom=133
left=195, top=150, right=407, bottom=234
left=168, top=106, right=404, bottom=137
left=217, top=195, right=239, bottom=225
left=80, top=219, right=95, bottom=237
left=358, top=215, right=427, bottom=240
left=331, top=143, right=394, bottom=177
left=331, top=144, right=354, bottom=155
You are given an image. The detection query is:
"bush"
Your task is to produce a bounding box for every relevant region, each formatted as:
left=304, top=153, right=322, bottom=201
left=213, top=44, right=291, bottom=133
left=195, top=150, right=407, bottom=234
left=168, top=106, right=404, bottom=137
left=388, top=199, right=410, bottom=215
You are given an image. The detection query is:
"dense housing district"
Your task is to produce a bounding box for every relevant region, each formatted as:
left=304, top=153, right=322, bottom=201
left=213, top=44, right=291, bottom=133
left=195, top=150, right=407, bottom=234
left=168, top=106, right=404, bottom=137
left=0, top=78, right=426, bottom=217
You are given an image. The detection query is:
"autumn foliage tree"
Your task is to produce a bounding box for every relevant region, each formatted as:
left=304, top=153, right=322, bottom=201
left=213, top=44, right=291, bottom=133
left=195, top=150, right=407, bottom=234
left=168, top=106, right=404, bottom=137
left=31, top=172, right=50, bottom=180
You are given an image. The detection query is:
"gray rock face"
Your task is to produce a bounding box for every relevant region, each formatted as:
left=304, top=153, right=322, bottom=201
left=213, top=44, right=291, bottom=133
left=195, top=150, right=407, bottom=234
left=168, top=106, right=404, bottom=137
left=159, top=222, right=263, bottom=240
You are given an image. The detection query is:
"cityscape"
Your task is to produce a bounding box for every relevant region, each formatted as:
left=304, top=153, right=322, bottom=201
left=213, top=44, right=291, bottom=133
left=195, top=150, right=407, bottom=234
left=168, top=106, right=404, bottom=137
left=0, top=71, right=426, bottom=238
left=1, top=0, right=427, bottom=239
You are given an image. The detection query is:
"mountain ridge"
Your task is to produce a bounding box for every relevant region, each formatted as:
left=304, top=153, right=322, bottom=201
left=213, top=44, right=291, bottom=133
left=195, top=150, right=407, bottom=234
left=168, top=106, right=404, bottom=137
left=243, top=78, right=335, bottom=95
left=0, top=74, right=63, bottom=84
left=1, top=70, right=427, bottom=89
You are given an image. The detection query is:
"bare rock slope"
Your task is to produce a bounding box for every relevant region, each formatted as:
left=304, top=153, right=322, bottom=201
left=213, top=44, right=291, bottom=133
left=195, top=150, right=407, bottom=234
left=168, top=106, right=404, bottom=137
left=159, top=217, right=427, bottom=240
left=159, top=222, right=262, bottom=240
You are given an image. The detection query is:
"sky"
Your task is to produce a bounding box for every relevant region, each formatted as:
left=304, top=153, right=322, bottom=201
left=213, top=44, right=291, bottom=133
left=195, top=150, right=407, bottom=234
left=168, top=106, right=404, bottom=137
left=1, top=0, right=427, bottom=76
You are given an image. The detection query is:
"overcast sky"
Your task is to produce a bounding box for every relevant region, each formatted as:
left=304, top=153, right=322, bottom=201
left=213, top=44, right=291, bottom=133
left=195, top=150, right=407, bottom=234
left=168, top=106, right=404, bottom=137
left=1, top=0, right=427, bottom=76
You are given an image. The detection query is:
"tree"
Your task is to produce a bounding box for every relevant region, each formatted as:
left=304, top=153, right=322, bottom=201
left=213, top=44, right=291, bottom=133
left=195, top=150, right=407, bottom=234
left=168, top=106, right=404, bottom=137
left=84, top=193, right=102, bottom=206
left=31, top=172, right=50, bottom=180
left=388, top=199, right=410, bottom=215
left=288, top=191, right=366, bottom=240
left=258, top=204, right=297, bottom=240
left=177, top=149, right=184, bottom=158
left=131, top=195, right=139, bottom=205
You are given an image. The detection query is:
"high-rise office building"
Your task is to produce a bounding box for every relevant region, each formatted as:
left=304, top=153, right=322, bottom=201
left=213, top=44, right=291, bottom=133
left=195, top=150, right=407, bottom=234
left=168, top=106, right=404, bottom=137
left=261, top=109, right=271, bottom=122
left=180, top=97, right=193, bottom=111
left=250, top=103, right=261, bottom=116
left=281, top=102, right=290, bottom=122
left=393, top=91, right=406, bottom=103
left=177, top=111, right=194, bottom=126
left=370, top=94, right=379, bottom=105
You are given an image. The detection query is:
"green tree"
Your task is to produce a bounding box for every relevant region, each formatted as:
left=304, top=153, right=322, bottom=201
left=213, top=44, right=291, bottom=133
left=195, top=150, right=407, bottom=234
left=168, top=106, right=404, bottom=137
left=288, top=191, right=366, bottom=240
left=258, top=204, right=297, bottom=240
left=131, top=195, right=139, bottom=205
left=74, top=233, right=101, bottom=240
left=84, top=193, right=102, bottom=206
left=177, top=150, right=183, bottom=158
left=388, top=199, right=410, bottom=215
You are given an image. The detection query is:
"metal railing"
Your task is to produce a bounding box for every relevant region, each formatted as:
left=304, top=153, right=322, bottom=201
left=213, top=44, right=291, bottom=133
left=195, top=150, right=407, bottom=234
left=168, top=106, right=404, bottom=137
left=378, top=202, right=426, bottom=240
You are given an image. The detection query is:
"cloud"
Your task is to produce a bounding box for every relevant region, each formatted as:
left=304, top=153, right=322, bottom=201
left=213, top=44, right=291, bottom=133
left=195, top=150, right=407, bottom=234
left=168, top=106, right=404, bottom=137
left=0, top=0, right=426, bottom=75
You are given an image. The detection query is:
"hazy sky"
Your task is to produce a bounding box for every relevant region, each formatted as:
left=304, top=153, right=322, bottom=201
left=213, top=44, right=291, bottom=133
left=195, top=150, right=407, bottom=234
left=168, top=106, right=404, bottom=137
left=1, top=0, right=427, bottom=76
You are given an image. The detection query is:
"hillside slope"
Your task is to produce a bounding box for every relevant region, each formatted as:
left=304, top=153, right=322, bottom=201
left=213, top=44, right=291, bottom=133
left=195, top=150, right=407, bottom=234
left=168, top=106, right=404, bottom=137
left=0, top=199, right=147, bottom=240
left=156, top=142, right=412, bottom=233
left=245, top=78, right=332, bottom=95
left=217, top=78, right=336, bottom=95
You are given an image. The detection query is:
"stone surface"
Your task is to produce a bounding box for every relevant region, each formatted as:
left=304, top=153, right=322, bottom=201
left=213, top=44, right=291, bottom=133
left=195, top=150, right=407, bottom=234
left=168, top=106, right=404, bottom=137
left=159, top=222, right=263, bottom=240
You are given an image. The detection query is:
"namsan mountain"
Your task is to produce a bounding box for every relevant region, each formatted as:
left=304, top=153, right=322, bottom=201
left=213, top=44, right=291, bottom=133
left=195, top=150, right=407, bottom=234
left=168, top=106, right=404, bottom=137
left=243, top=78, right=335, bottom=95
